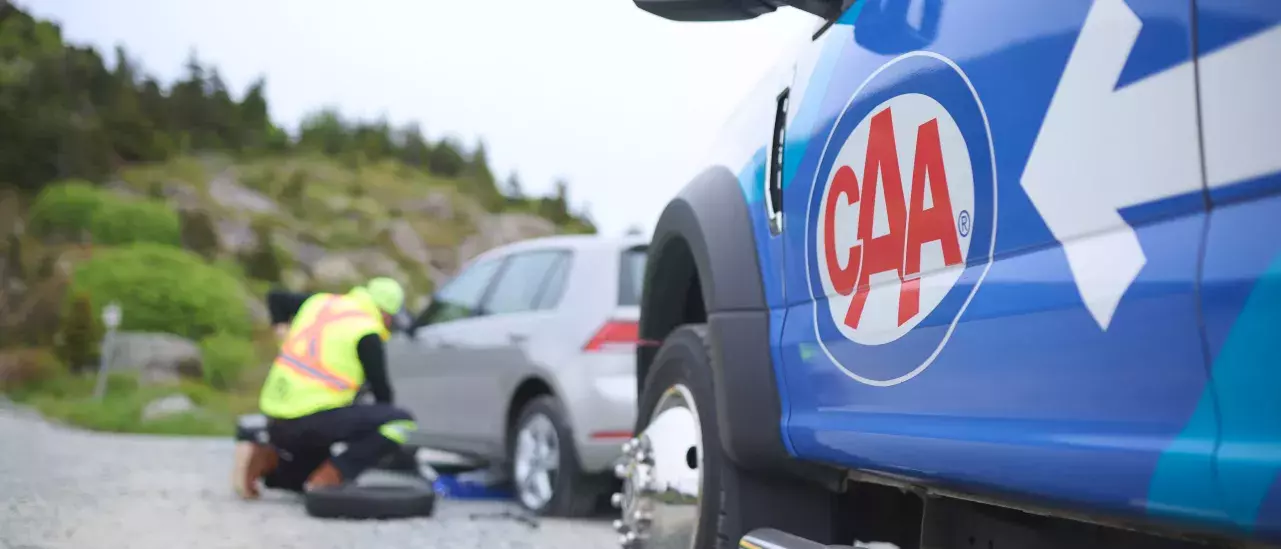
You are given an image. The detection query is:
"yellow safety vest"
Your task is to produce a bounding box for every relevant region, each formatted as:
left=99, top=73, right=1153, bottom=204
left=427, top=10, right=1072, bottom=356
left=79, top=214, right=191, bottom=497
left=259, top=290, right=387, bottom=419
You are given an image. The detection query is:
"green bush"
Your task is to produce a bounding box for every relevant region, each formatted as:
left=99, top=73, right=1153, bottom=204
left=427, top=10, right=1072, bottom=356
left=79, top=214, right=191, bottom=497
left=68, top=243, right=251, bottom=341
left=200, top=332, right=257, bottom=390
left=89, top=197, right=181, bottom=246
left=27, top=180, right=105, bottom=240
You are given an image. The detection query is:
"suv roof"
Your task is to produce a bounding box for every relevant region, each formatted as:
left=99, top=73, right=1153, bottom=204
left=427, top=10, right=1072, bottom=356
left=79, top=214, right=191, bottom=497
left=474, top=233, right=648, bottom=261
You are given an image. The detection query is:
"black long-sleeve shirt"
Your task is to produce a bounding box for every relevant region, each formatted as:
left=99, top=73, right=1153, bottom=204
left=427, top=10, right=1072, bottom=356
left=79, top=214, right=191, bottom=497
left=266, top=289, right=393, bottom=404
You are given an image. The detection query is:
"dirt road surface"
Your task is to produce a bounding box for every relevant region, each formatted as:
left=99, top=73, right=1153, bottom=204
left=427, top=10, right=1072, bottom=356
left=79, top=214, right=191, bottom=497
left=0, top=402, right=617, bottom=549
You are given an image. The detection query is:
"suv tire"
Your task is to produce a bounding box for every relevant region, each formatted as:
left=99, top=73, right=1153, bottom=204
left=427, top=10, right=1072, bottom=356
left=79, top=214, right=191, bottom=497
left=509, top=395, right=603, bottom=517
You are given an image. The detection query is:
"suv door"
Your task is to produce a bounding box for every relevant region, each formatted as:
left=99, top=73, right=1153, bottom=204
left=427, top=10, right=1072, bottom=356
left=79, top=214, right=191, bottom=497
left=444, top=249, right=571, bottom=448
left=776, top=0, right=1216, bottom=523
left=386, top=255, right=504, bottom=447
left=1191, top=3, right=1281, bottom=535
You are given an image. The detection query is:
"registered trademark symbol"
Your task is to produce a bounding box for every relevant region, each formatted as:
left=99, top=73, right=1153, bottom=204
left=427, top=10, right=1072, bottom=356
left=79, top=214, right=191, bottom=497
left=957, top=210, right=971, bottom=237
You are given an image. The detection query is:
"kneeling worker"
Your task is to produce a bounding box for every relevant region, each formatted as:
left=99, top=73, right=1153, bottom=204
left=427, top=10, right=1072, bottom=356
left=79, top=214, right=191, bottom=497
left=233, top=277, right=416, bottom=499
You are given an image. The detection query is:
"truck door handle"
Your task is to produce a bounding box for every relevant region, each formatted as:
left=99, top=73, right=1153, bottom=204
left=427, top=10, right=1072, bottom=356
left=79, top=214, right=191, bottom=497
left=509, top=334, right=528, bottom=345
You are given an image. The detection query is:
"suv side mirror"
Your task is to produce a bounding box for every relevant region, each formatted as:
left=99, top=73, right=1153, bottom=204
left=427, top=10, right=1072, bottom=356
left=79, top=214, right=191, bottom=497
left=391, top=309, right=415, bottom=334
left=407, top=296, right=442, bottom=336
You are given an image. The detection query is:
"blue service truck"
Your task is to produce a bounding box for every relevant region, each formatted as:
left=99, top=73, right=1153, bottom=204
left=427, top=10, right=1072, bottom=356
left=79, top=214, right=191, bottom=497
left=611, top=1, right=1281, bottom=548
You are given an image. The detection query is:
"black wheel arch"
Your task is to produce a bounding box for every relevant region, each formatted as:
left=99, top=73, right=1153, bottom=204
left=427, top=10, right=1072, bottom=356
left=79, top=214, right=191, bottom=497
left=637, top=165, right=791, bottom=472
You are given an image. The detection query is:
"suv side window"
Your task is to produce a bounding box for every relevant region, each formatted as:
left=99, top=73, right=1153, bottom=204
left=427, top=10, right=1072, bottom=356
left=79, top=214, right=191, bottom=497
left=483, top=250, right=567, bottom=315
left=416, top=257, right=502, bottom=327
left=533, top=252, right=573, bottom=310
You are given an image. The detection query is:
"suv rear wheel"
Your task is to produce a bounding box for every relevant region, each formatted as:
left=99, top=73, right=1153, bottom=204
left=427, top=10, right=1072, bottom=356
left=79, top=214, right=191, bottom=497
left=509, top=395, right=602, bottom=517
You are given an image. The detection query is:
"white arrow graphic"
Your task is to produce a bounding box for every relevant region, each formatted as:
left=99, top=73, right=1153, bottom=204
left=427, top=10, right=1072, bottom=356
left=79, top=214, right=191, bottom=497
left=1021, top=0, right=1281, bottom=330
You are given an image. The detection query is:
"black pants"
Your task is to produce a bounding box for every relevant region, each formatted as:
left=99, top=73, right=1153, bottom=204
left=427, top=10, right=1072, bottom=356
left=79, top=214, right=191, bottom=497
left=263, top=404, right=414, bottom=492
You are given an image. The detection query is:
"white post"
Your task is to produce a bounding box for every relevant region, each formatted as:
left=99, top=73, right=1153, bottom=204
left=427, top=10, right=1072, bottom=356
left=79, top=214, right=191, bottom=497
left=93, top=302, right=122, bottom=401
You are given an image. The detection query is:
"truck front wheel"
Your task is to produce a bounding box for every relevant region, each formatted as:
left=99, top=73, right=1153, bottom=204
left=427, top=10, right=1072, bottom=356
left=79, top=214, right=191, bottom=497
left=613, top=325, right=848, bottom=549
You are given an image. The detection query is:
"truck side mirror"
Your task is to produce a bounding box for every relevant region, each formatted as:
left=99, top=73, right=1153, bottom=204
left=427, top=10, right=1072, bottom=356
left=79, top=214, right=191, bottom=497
left=633, top=0, right=776, bottom=21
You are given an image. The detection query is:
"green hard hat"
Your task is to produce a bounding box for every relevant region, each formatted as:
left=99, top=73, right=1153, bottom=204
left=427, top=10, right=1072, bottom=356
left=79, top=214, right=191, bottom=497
left=365, top=277, right=405, bottom=314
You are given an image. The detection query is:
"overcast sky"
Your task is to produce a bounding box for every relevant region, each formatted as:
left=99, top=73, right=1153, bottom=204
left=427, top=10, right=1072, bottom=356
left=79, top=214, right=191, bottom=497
left=24, top=0, right=820, bottom=236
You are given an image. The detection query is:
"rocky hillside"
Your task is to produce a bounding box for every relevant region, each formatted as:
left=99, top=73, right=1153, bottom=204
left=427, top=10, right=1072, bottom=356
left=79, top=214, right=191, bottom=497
left=0, top=150, right=579, bottom=349
left=110, top=152, right=569, bottom=310
left=0, top=153, right=582, bottom=433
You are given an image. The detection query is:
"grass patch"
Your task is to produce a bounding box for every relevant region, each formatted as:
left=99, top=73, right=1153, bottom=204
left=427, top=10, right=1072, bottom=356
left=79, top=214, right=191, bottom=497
left=8, top=370, right=258, bottom=437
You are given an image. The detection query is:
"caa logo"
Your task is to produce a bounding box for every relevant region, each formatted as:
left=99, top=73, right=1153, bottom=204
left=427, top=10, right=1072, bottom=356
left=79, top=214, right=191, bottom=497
left=806, top=52, right=997, bottom=386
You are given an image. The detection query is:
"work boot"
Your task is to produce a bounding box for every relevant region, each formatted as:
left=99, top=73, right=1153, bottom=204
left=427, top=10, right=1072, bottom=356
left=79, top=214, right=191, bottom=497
left=232, top=441, right=279, bottom=500
left=304, top=460, right=345, bottom=491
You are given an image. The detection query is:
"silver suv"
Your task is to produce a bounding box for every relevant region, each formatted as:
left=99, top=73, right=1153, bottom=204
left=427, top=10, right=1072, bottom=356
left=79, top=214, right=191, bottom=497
left=386, top=234, right=648, bottom=516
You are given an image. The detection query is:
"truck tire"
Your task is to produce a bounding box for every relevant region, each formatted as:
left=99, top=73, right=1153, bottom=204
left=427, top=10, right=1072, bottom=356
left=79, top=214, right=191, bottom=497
left=631, top=325, right=848, bottom=549
left=509, top=395, right=604, bottom=517
left=304, top=471, right=436, bottom=520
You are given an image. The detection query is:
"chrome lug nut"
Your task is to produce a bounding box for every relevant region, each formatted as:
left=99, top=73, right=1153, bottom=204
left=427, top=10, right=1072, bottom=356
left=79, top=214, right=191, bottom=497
left=612, top=519, right=627, bottom=533
left=610, top=492, right=624, bottom=508
left=614, top=462, right=629, bottom=479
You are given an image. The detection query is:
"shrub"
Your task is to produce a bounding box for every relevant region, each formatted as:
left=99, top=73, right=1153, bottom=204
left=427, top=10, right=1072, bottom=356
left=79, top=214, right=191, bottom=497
left=27, top=180, right=105, bottom=240
left=146, top=180, right=166, bottom=200
left=179, top=209, right=221, bottom=260
left=0, top=264, right=69, bottom=349
left=68, top=243, right=251, bottom=341
left=4, top=232, right=22, bottom=281
left=243, top=221, right=283, bottom=283
left=199, top=332, right=257, bottom=390
left=0, top=348, right=64, bottom=393
left=89, top=197, right=181, bottom=246
left=56, top=291, right=103, bottom=373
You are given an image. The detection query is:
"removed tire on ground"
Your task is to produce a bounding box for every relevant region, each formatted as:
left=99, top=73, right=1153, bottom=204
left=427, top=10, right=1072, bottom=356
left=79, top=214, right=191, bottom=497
left=304, top=470, right=437, bottom=520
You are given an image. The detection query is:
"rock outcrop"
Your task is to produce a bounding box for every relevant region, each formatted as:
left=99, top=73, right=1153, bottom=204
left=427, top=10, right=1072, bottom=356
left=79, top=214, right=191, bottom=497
left=141, top=394, right=198, bottom=421
left=107, top=332, right=202, bottom=385
left=388, top=220, right=431, bottom=266
left=207, top=171, right=278, bottom=215
left=457, top=213, right=557, bottom=264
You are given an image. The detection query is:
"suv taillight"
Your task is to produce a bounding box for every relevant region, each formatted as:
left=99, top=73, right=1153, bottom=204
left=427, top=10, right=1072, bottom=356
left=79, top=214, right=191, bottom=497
left=583, top=320, right=640, bottom=352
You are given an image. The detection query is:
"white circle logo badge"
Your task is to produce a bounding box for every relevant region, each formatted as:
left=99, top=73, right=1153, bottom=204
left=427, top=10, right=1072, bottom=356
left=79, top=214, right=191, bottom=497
left=806, top=52, right=997, bottom=386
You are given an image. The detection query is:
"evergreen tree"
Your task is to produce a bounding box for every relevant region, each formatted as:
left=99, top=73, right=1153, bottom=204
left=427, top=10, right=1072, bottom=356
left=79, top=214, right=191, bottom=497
left=504, top=172, right=524, bottom=200
left=57, top=292, right=103, bottom=373
left=464, top=140, right=501, bottom=210
left=240, top=78, right=270, bottom=151
left=397, top=123, right=431, bottom=169
left=427, top=139, right=465, bottom=177
left=207, top=68, right=238, bottom=150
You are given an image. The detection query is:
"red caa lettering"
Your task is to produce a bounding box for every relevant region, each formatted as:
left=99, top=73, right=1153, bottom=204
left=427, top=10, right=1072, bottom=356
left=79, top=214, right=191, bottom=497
left=822, top=108, right=965, bottom=330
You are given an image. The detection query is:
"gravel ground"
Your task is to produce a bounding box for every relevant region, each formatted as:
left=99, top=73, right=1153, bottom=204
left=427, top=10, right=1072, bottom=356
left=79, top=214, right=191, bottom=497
left=0, top=403, right=618, bottom=549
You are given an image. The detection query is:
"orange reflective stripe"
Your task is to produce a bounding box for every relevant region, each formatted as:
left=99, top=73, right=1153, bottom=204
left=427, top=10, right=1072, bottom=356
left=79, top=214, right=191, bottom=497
left=274, top=295, right=371, bottom=391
